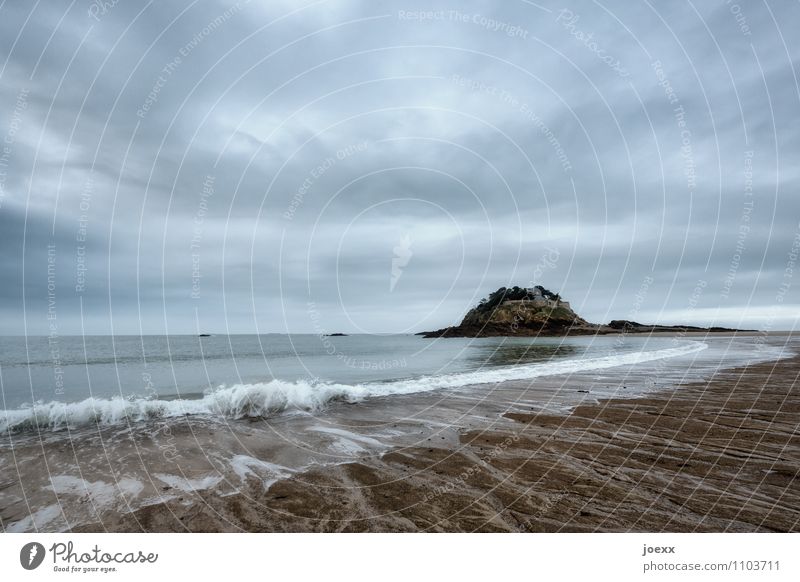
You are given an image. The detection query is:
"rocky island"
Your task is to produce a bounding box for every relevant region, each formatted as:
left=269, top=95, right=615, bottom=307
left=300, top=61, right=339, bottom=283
left=419, top=285, right=745, bottom=338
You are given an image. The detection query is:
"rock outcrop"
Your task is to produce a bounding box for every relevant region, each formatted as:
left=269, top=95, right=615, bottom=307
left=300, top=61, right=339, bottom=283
left=419, top=285, right=596, bottom=338
left=419, top=285, right=747, bottom=338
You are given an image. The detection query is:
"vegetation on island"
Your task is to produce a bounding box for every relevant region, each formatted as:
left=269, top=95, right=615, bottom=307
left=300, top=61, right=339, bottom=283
left=474, top=285, right=560, bottom=314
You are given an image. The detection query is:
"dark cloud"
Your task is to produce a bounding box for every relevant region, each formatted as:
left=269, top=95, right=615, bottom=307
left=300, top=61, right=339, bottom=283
left=1, top=0, right=798, bottom=334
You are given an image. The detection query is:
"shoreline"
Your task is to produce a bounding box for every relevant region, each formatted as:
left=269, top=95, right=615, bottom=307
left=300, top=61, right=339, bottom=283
left=419, top=327, right=758, bottom=339
left=72, top=350, right=799, bottom=532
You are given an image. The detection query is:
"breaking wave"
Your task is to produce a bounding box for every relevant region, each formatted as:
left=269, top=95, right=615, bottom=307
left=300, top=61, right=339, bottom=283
left=1, top=341, right=708, bottom=434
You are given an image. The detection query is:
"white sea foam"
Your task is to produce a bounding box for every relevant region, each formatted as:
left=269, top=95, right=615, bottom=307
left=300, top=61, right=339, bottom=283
left=0, top=341, right=709, bottom=433
left=229, top=455, right=294, bottom=488
left=6, top=504, right=64, bottom=533
left=47, top=475, right=144, bottom=508
left=154, top=473, right=223, bottom=493
left=307, top=426, right=389, bottom=456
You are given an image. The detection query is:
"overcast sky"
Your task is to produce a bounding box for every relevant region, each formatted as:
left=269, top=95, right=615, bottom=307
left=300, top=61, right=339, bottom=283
left=1, top=0, right=798, bottom=335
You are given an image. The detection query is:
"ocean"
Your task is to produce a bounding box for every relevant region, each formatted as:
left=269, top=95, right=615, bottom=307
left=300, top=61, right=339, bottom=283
left=0, top=333, right=792, bottom=433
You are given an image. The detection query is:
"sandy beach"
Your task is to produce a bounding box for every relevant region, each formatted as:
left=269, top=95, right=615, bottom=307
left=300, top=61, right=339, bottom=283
left=63, top=347, right=799, bottom=533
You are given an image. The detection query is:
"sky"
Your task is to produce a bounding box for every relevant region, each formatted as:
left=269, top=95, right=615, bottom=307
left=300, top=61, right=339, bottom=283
left=0, top=0, right=798, bottom=335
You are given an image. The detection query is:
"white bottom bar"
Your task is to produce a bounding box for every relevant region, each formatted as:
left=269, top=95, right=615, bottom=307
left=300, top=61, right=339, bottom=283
left=1, top=533, right=796, bottom=581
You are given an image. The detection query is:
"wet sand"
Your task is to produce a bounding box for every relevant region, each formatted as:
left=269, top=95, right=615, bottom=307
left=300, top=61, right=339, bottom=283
left=72, top=351, right=800, bottom=532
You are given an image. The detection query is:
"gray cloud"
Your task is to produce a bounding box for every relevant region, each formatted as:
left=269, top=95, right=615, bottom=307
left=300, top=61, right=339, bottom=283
left=1, top=0, right=798, bottom=335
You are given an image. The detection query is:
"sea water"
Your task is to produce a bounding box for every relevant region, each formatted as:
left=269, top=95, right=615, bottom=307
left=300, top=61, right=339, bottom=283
left=0, top=333, right=791, bottom=433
